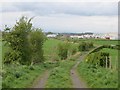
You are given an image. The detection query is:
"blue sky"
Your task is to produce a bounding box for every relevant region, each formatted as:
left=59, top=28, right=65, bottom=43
left=0, top=0, right=118, bottom=33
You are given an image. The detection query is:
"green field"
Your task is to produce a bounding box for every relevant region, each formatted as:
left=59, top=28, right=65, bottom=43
left=89, top=39, right=118, bottom=45
left=74, top=39, right=119, bottom=45
left=43, top=39, right=62, bottom=61
left=1, top=38, right=119, bottom=88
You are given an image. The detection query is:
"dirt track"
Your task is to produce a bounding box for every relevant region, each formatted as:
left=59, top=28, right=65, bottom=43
left=33, top=70, right=50, bottom=88
left=32, top=52, right=88, bottom=88
left=70, top=52, right=88, bottom=88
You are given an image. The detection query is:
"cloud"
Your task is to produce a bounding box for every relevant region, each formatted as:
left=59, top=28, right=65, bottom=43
left=0, top=0, right=119, bottom=2
left=1, top=2, right=118, bottom=16
left=0, top=1, right=118, bottom=33
left=31, top=15, right=118, bottom=33
left=0, top=11, right=36, bottom=29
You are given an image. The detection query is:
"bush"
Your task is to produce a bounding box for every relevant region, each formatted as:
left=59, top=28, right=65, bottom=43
left=29, top=29, right=46, bottom=64
left=71, top=46, right=77, bottom=55
left=14, top=71, right=22, bottom=78
left=3, top=16, right=46, bottom=65
left=3, top=16, right=32, bottom=65
left=29, top=66, right=34, bottom=70
left=78, top=41, right=94, bottom=51
left=86, top=51, right=110, bottom=68
left=58, top=42, right=70, bottom=60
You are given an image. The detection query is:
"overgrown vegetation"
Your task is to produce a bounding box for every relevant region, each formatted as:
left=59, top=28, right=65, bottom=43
left=77, top=47, right=118, bottom=88
left=77, top=61, right=118, bottom=88
left=57, top=42, right=70, bottom=60
left=86, top=51, right=110, bottom=68
left=78, top=41, right=94, bottom=51
left=2, top=64, right=45, bottom=88
left=3, top=16, right=46, bottom=65
left=29, top=29, right=46, bottom=64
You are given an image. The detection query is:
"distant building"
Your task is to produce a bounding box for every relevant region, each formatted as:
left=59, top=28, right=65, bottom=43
left=70, top=35, right=83, bottom=39
left=104, top=33, right=118, bottom=40
left=47, top=34, right=57, bottom=38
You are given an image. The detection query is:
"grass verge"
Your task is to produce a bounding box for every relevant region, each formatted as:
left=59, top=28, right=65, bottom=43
left=77, top=60, right=118, bottom=88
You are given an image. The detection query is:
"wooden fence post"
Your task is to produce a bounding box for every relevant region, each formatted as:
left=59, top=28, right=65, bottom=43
left=115, top=56, right=118, bottom=70
left=109, top=56, right=111, bottom=69
left=106, top=56, right=108, bottom=68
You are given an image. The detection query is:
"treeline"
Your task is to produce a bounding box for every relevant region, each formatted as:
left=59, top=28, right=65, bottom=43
left=3, top=16, right=46, bottom=65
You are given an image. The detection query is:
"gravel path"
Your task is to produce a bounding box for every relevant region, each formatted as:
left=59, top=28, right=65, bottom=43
left=70, top=52, right=88, bottom=88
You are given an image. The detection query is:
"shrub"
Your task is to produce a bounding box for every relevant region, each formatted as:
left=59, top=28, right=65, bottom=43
left=29, top=29, right=46, bottom=64
left=78, top=41, right=94, bottom=51
left=29, top=66, right=34, bottom=70
left=14, top=71, right=22, bottom=78
left=58, top=42, right=70, bottom=60
left=3, top=16, right=32, bottom=65
left=86, top=51, right=110, bottom=68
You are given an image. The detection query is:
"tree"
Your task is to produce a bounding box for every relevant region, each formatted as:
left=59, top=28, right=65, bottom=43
left=3, top=16, right=32, bottom=65
left=29, top=28, right=46, bottom=64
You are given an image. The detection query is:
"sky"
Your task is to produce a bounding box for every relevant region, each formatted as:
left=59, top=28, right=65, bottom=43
left=0, top=0, right=118, bottom=33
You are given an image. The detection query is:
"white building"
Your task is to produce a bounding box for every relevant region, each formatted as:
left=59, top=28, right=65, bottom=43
left=70, top=35, right=84, bottom=39
left=103, top=32, right=118, bottom=40
left=47, top=34, right=57, bottom=38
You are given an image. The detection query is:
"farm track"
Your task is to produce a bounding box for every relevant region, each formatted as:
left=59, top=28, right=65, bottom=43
left=33, top=70, right=50, bottom=88
left=70, top=52, right=88, bottom=88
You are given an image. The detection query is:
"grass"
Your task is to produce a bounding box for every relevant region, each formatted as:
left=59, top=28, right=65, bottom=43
left=72, top=38, right=119, bottom=45
left=100, top=48, right=118, bottom=70
left=86, top=39, right=118, bottom=45
left=43, top=38, right=63, bottom=61
left=2, top=64, right=46, bottom=88
left=77, top=60, right=118, bottom=88
left=77, top=47, right=118, bottom=88
left=2, top=38, right=119, bottom=88
left=45, top=56, right=79, bottom=88
left=43, top=38, right=79, bottom=61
